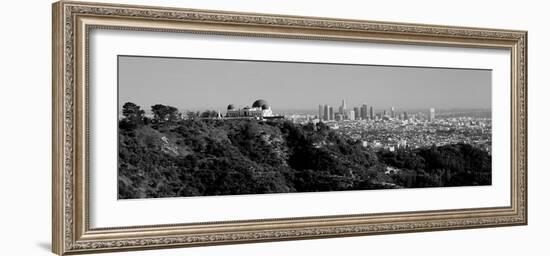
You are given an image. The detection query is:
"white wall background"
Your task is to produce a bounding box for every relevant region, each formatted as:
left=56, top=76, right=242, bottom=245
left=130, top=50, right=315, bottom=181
left=0, top=0, right=547, bottom=255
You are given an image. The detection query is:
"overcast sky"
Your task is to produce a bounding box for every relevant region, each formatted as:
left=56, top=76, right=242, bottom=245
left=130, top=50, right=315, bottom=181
left=118, top=55, right=491, bottom=113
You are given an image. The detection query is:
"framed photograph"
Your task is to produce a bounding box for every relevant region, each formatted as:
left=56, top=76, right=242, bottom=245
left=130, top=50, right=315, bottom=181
left=52, top=1, right=527, bottom=255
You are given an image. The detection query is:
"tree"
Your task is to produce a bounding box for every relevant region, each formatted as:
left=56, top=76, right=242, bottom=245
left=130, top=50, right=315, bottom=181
left=151, top=104, right=179, bottom=122
left=122, top=102, right=145, bottom=122
left=186, top=111, right=200, bottom=120
left=120, top=102, right=145, bottom=130
left=200, top=110, right=219, bottom=118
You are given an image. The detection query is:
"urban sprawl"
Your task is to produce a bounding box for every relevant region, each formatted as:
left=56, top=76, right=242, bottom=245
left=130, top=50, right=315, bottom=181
left=287, top=99, right=491, bottom=154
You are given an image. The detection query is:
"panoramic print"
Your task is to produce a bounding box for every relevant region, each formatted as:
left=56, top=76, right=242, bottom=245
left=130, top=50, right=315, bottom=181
left=117, top=56, right=492, bottom=199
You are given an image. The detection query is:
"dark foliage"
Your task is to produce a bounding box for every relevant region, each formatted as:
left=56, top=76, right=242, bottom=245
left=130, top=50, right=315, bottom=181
left=120, top=102, right=145, bottom=130
left=376, top=144, right=491, bottom=187
left=151, top=104, right=179, bottom=122
left=118, top=114, right=491, bottom=199
left=200, top=110, right=219, bottom=118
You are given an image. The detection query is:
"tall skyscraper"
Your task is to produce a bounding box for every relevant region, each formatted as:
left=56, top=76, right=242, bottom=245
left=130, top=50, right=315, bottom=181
left=339, top=99, right=347, bottom=119
left=318, top=105, right=323, bottom=120
left=403, top=111, right=408, bottom=120
left=369, top=106, right=374, bottom=120
left=328, top=106, right=334, bottom=120
left=341, top=99, right=347, bottom=112
left=323, top=104, right=329, bottom=121
left=383, top=110, right=387, bottom=116
left=361, top=104, right=368, bottom=120
left=349, top=110, right=356, bottom=120
left=429, top=108, right=435, bottom=121
left=353, top=107, right=360, bottom=120
left=391, top=106, right=395, bottom=118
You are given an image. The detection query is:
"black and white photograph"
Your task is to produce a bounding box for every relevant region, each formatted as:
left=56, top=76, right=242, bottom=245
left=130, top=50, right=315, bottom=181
left=2, top=0, right=543, bottom=254
left=117, top=55, right=492, bottom=199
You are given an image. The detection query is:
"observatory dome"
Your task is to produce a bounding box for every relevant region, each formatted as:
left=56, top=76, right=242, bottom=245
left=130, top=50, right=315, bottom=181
left=252, top=99, right=270, bottom=109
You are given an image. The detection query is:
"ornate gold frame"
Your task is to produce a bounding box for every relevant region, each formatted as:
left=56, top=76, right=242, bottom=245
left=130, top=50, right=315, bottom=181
left=52, top=1, right=527, bottom=255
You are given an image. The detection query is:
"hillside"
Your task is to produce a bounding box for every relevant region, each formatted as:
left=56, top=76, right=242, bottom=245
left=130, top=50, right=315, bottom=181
left=118, top=119, right=491, bottom=199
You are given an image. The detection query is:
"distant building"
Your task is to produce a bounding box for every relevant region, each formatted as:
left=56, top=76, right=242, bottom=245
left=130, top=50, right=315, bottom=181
left=323, top=104, right=329, bottom=121
left=339, top=99, right=347, bottom=116
left=361, top=104, right=368, bottom=120
left=328, top=106, right=334, bottom=120
left=369, top=106, right=374, bottom=120
left=397, top=140, right=407, bottom=149
left=429, top=108, right=436, bottom=121
left=391, top=106, right=396, bottom=118
left=225, top=99, right=274, bottom=119
left=318, top=105, right=323, bottom=120
left=349, top=110, right=356, bottom=120
left=403, top=111, right=409, bottom=120
left=354, top=107, right=360, bottom=120
left=335, top=113, right=344, bottom=121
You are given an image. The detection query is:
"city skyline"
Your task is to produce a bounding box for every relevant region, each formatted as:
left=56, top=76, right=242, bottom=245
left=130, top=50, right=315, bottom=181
left=119, top=56, right=492, bottom=112
left=317, top=99, right=438, bottom=122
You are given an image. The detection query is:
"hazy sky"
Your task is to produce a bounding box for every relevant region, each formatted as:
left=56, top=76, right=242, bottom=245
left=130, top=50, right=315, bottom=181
left=118, top=56, right=491, bottom=113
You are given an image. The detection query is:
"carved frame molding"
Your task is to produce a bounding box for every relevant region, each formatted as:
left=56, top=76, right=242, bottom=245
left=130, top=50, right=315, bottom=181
left=52, top=1, right=527, bottom=255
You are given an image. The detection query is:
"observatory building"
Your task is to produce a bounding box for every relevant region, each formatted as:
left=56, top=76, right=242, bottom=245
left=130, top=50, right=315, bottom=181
left=225, top=99, right=275, bottom=119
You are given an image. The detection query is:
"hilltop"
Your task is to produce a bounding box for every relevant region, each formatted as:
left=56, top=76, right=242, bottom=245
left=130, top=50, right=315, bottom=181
left=118, top=119, right=491, bottom=199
